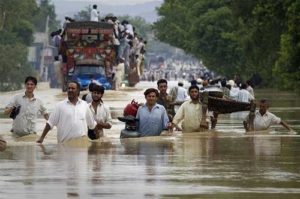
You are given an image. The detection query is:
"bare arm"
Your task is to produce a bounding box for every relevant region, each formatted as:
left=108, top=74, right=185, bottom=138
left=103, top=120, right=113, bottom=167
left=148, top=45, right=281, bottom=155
left=0, top=136, right=6, bottom=151
left=44, top=113, right=49, bottom=120
left=280, top=121, right=293, bottom=132
left=37, top=123, right=51, bottom=143
left=97, top=121, right=111, bottom=129
left=4, top=107, right=13, bottom=115
left=243, top=121, right=250, bottom=132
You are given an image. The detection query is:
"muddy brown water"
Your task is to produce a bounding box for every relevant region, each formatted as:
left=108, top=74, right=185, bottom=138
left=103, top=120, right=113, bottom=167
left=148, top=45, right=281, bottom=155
left=0, top=82, right=300, bottom=198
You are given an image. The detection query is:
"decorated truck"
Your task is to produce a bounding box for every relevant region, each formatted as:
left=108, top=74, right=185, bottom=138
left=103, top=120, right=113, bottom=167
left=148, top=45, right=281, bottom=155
left=59, top=21, right=116, bottom=91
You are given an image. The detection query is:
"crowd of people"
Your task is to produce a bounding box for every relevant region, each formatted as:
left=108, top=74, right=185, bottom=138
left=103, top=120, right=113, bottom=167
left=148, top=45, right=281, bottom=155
left=0, top=5, right=294, bottom=148
left=142, top=58, right=213, bottom=83
left=101, top=14, right=147, bottom=82
left=50, top=4, right=147, bottom=90
left=1, top=75, right=294, bottom=149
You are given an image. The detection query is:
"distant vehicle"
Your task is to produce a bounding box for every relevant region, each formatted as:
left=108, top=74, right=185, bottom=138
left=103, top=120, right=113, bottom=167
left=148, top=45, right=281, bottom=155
left=58, top=21, right=113, bottom=91
left=56, top=21, right=139, bottom=91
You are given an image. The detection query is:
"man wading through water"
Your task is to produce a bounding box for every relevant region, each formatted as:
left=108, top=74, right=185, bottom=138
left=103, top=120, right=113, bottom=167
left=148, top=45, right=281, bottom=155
left=37, top=81, right=102, bottom=143
left=5, top=76, right=48, bottom=137
left=88, top=84, right=112, bottom=140
left=172, top=85, right=208, bottom=132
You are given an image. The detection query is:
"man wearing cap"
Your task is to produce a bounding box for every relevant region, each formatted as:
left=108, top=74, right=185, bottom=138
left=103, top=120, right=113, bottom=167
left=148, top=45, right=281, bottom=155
left=88, top=84, right=112, bottom=139
left=136, top=88, right=172, bottom=137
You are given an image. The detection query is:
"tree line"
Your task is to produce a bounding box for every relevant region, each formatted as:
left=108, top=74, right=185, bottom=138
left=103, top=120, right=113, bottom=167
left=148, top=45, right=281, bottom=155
left=0, top=0, right=58, bottom=91
left=154, top=0, right=300, bottom=93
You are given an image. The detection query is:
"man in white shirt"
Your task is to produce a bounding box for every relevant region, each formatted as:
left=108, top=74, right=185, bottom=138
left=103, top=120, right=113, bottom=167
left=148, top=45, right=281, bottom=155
left=172, top=85, right=208, bottom=132
left=170, top=81, right=188, bottom=112
left=243, top=99, right=293, bottom=132
left=5, top=76, right=49, bottom=137
left=88, top=84, right=112, bottom=140
left=90, top=4, right=99, bottom=22
left=125, top=22, right=134, bottom=36
left=246, top=80, right=255, bottom=98
left=37, top=81, right=102, bottom=143
left=237, top=83, right=254, bottom=103
left=228, top=80, right=239, bottom=100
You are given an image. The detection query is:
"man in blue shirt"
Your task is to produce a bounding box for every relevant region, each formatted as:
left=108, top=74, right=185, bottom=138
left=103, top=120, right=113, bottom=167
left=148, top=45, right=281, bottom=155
left=136, top=88, right=172, bottom=137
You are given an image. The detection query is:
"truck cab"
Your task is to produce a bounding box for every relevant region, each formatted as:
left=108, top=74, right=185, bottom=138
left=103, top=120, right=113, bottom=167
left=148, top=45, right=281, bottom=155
left=74, top=64, right=111, bottom=90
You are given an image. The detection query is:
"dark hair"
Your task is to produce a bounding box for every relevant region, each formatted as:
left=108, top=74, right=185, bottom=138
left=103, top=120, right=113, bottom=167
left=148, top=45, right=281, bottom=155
left=88, top=82, right=96, bottom=92
left=221, top=79, right=227, bottom=87
left=188, top=85, right=199, bottom=93
left=178, top=82, right=184, bottom=87
left=226, top=84, right=231, bottom=90
left=144, top=88, right=159, bottom=97
left=240, top=83, right=247, bottom=90
left=92, top=84, right=105, bottom=94
left=246, top=80, right=253, bottom=87
left=93, top=4, right=97, bottom=9
left=68, top=80, right=81, bottom=95
left=157, top=79, right=167, bottom=86
left=260, top=98, right=268, bottom=104
left=190, top=80, right=197, bottom=86
left=25, top=76, right=37, bottom=85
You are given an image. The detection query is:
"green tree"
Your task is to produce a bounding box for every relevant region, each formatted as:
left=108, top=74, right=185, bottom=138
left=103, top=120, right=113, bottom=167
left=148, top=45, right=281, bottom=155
left=231, top=0, right=289, bottom=85
left=154, top=0, right=243, bottom=78
left=154, top=0, right=300, bottom=92
left=32, top=0, right=59, bottom=32
left=0, top=44, right=35, bottom=91
left=118, top=15, right=151, bottom=39
left=0, top=0, right=58, bottom=91
left=74, top=5, right=91, bottom=21
left=274, top=1, right=300, bottom=93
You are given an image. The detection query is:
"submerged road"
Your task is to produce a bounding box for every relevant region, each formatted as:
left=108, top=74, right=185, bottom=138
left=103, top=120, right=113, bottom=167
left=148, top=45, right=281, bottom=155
left=0, top=81, right=300, bottom=198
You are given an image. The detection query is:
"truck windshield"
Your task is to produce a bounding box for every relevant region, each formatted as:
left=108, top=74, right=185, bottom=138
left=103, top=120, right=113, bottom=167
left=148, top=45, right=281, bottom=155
left=75, top=66, right=105, bottom=75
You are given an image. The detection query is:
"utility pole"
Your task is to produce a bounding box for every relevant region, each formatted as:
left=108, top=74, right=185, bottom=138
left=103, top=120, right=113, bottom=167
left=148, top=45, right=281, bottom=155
left=40, top=15, right=49, bottom=81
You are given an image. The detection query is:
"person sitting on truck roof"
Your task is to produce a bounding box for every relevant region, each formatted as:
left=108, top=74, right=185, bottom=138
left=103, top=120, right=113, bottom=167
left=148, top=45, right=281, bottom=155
left=90, top=4, right=99, bottom=22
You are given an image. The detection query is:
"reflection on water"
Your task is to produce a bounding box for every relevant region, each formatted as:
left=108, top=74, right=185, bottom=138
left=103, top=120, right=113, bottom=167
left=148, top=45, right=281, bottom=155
left=0, top=133, right=300, bottom=198
left=1, top=135, right=300, bottom=198
left=0, top=87, right=300, bottom=198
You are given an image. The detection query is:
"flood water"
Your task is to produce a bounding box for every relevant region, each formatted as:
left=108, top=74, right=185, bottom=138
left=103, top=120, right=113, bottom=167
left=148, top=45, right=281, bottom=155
left=0, top=81, right=300, bottom=198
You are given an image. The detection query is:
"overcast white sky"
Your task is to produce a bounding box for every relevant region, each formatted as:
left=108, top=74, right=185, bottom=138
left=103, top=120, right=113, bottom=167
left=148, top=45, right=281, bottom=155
left=64, top=0, right=163, bottom=5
